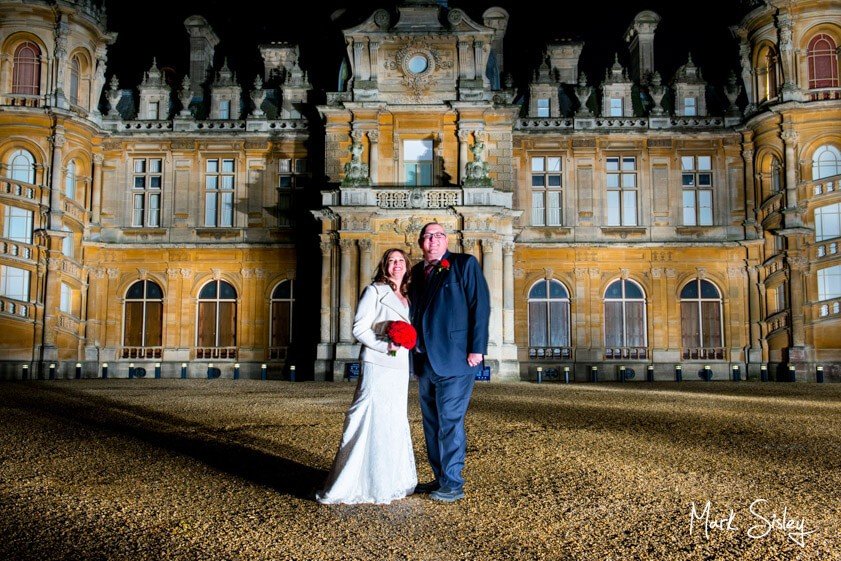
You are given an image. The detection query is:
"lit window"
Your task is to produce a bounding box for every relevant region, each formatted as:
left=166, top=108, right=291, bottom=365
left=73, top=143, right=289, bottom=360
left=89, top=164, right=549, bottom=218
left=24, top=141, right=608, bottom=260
left=8, top=149, right=35, bottom=183
left=62, top=227, right=73, bottom=258
left=60, top=282, right=71, bottom=313
left=131, top=158, right=163, bottom=227
left=536, top=98, right=550, bottom=117
left=681, top=155, right=713, bottom=226
left=0, top=265, right=30, bottom=301
left=123, top=280, right=163, bottom=351
left=204, top=159, right=235, bottom=227
left=12, top=42, right=41, bottom=96
left=69, top=56, right=80, bottom=105
left=528, top=279, right=570, bottom=351
left=530, top=156, right=562, bottom=226
left=812, top=145, right=841, bottom=180
left=606, top=156, right=637, bottom=226
left=147, top=101, right=159, bottom=120
left=65, top=160, right=76, bottom=200
left=684, top=97, right=697, bottom=116
left=604, top=279, right=647, bottom=358
left=404, top=140, right=433, bottom=186
left=197, top=280, right=237, bottom=357
left=807, top=34, right=839, bottom=89
left=269, top=280, right=296, bottom=359
left=818, top=265, right=841, bottom=301
left=609, top=98, right=622, bottom=117
left=816, top=203, right=841, bottom=242
left=680, top=279, right=723, bottom=359
left=219, top=100, right=231, bottom=120
left=3, top=206, right=33, bottom=244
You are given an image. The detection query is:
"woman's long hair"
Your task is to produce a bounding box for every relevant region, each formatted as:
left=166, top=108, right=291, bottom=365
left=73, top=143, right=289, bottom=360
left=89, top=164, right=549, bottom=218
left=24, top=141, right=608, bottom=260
left=373, top=248, right=411, bottom=297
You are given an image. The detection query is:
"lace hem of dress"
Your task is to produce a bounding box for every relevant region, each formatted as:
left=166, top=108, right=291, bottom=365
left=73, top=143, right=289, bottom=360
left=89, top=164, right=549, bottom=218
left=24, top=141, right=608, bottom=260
left=315, top=483, right=417, bottom=505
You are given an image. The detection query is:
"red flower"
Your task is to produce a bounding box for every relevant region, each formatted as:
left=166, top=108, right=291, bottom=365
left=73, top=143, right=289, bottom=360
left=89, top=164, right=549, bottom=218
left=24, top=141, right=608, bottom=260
left=439, top=258, right=450, bottom=271
left=386, top=321, right=417, bottom=353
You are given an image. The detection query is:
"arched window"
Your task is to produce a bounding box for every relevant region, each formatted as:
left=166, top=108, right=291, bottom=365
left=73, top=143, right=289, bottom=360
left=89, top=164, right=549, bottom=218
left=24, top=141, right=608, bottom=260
left=197, top=280, right=237, bottom=359
left=807, top=34, right=839, bottom=89
left=680, top=279, right=724, bottom=360
left=604, top=279, right=647, bottom=359
left=527, top=279, right=571, bottom=359
left=8, top=149, right=35, bottom=183
left=12, top=42, right=41, bottom=95
left=122, top=280, right=163, bottom=358
left=813, top=145, right=841, bottom=180
left=65, top=160, right=76, bottom=199
left=269, top=280, right=296, bottom=359
left=816, top=203, right=841, bottom=242
left=69, top=56, right=81, bottom=105
left=771, top=157, right=783, bottom=193
left=756, top=45, right=779, bottom=102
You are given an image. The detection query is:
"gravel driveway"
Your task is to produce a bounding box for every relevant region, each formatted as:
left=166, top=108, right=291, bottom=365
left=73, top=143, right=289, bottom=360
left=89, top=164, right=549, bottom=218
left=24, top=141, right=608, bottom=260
left=0, top=380, right=838, bottom=561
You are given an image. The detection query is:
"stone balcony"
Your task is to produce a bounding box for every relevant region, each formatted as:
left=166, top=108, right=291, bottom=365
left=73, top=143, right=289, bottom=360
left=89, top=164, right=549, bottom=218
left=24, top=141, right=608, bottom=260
left=323, top=185, right=513, bottom=209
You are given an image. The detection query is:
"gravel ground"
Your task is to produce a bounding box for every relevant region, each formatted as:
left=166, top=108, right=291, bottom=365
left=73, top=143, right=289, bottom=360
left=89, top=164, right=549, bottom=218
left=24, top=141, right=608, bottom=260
left=0, top=380, right=838, bottom=561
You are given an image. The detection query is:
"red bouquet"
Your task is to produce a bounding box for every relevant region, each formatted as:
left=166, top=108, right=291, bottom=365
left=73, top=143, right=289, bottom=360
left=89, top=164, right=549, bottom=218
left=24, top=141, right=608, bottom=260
left=386, top=321, right=417, bottom=356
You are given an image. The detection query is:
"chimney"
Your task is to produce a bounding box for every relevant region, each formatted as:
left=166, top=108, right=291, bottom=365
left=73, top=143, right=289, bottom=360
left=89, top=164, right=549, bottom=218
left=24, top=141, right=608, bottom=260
left=624, top=10, right=660, bottom=84
left=184, top=15, right=220, bottom=96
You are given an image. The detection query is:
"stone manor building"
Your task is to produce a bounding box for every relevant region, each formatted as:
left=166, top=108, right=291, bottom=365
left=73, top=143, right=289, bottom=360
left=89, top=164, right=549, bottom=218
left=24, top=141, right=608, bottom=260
left=0, top=0, right=839, bottom=381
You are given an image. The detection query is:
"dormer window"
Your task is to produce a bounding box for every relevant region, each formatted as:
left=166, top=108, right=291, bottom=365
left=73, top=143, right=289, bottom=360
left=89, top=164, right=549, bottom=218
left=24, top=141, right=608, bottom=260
left=147, top=101, right=159, bottom=120
left=609, top=98, right=622, bottom=117
left=684, top=97, right=697, bottom=116
left=536, top=98, right=550, bottom=118
left=219, top=100, right=231, bottom=120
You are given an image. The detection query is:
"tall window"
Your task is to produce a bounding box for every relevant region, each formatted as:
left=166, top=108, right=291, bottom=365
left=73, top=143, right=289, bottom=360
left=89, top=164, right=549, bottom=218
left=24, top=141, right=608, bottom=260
left=404, top=140, right=433, bottom=186
left=757, top=45, right=779, bottom=101
left=69, top=56, right=80, bottom=105
left=816, top=203, right=841, bottom=242
left=204, top=159, right=235, bottom=227
left=61, top=227, right=73, bottom=258
left=609, top=98, right=623, bottom=116
left=812, top=145, right=841, bottom=180
left=12, top=42, right=41, bottom=95
left=773, top=282, right=787, bottom=313
left=528, top=279, right=571, bottom=359
left=277, top=158, right=308, bottom=228
left=684, top=97, right=697, bottom=116
left=604, top=279, right=647, bottom=359
left=64, top=160, right=77, bottom=200
left=3, top=206, right=33, bottom=243
left=818, top=265, right=841, bottom=301
left=218, top=100, right=231, bottom=119
left=0, top=265, right=30, bottom=301
left=531, top=156, right=562, bottom=226
left=680, top=279, right=724, bottom=360
left=147, top=101, right=159, bottom=120
left=681, top=155, right=713, bottom=226
left=123, top=280, right=163, bottom=356
left=60, top=282, right=72, bottom=313
left=131, top=158, right=162, bottom=227
left=269, top=280, right=295, bottom=359
left=807, top=34, right=839, bottom=89
left=606, top=156, right=637, bottom=226
left=197, top=280, right=237, bottom=358
left=8, top=149, right=35, bottom=183
left=771, top=157, right=783, bottom=193
left=536, top=98, right=550, bottom=117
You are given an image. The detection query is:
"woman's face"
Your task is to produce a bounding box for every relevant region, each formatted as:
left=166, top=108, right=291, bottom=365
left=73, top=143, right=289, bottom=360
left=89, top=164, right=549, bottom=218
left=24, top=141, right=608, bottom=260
left=386, top=252, right=407, bottom=280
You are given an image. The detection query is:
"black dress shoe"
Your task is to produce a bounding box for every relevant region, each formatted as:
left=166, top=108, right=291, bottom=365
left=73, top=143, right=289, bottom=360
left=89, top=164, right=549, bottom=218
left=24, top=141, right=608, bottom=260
left=414, top=481, right=440, bottom=494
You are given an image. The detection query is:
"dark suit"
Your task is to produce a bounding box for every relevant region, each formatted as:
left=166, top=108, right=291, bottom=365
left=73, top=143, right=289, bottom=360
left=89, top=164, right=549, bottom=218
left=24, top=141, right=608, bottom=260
left=410, top=250, right=490, bottom=491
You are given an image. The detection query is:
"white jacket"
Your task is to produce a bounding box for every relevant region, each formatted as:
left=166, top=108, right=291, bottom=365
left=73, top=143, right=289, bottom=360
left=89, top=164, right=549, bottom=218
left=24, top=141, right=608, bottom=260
left=352, top=283, right=411, bottom=369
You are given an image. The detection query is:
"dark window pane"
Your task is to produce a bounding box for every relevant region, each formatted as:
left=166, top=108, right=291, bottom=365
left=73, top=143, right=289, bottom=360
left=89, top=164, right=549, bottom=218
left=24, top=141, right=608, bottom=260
left=528, top=301, right=547, bottom=347
left=145, top=301, right=163, bottom=346
left=529, top=281, right=547, bottom=299
left=605, top=280, right=623, bottom=299
left=146, top=281, right=163, bottom=299
left=199, top=282, right=217, bottom=299
left=219, top=281, right=237, bottom=299
left=197, top=302, right=217, bottom=346
left=604, top=301, right=623, bottom=346
left=701, top=301, right=722, bottom=347
left=681, top=280, right=699, bottom=299
left=682, top=174, right=695, bottom=186
left=549, top=280, right=567, bottom=299
left=547, top=175, right=562, bottom=187
left=271, top=301, right=291, bottom=347
left=218, top=301, right=236, bottom=346
left=625, top=302, right=646, bottom=346
left=624, top=281, right=643, bottom=299
left=126, top=281, right=145, bottom=300
left=273, top=280, right=291, bottom=299
left=549, top=301, right=570, bottom=346
left=124, top=302, right=144, bottom=346
left=700, top=280, right=720, bottom=299
left=681, top=301, right=700, bottom=348
left=531, top=175, right=544, bottom=187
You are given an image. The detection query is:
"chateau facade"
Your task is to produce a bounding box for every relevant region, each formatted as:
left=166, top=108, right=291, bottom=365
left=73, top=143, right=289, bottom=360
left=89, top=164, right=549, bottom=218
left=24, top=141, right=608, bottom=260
left=0, top=0, right=839, bottom=381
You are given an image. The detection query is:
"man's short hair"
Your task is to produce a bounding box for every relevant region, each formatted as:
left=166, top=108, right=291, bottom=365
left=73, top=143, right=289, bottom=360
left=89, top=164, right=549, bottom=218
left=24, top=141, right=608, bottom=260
left=418, top=222, right=445, bottom=241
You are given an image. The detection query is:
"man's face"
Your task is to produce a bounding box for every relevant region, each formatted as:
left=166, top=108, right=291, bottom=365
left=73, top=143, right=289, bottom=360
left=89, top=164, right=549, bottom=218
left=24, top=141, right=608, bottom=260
left=419, top=224, right=447, bottom=262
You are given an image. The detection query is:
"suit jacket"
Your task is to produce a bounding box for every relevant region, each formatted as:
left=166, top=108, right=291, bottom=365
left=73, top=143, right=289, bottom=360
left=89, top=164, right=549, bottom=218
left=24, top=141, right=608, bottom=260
left=410, top=250, right=490, bottom=377
left=353, top=283, right=412, bottom=369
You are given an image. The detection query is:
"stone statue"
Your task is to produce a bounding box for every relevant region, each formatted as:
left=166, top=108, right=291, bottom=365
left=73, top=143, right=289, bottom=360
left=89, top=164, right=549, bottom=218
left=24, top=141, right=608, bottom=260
left=341, top=137, right=370, bottom=186
left=464, top=139, right=491, bottom=187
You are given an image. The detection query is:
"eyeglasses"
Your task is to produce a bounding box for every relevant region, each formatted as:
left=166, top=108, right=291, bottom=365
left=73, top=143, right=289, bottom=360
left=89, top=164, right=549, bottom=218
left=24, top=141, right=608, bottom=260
left=420, top=233, right=446, bottom=241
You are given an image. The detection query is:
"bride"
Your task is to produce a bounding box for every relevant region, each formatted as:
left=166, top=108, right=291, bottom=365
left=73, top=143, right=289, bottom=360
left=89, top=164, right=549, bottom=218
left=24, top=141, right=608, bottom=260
left=316, top=248, right=418, bottom=504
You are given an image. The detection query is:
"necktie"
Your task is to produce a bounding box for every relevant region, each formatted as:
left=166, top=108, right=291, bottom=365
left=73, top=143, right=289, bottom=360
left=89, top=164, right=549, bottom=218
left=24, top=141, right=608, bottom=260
left=424, top=261, right=437, bottom=281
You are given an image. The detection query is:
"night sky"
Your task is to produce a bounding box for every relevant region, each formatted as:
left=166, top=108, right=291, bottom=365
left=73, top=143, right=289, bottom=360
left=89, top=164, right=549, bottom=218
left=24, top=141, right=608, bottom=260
left=105, top=0, right=746, bottom=98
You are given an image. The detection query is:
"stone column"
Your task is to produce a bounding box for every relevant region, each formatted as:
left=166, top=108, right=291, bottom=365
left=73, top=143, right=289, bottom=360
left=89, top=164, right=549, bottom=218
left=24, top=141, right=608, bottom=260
left=53, top=19, right=69, bottom=107
left=473, top=41, right=485, bottom=82
left=457, top=41, right=471, bottom=79
left=781, top=128, right=801, bottom=226
left=462, top=236, right=478, bottom=260
left=367, top=130, right=379, bottom=185
left=747, top=264, right=763, bottom=364
left=457, top=130, right=471, bottom=185
left=481, top=239, right=500, bottom=357
left=735, top=34, right=755, bottom=110
left=48, top=128, right=66, bottom=231
left=353, top=42, right=368, bottom=81
left=502, top=242, right=515, bottom=344
left=788, top=256, right=807, bottom=348
left=319, top=236, right=334, bottom=345
left=338, top=238, right=356, bottom=342
left=90, top=52, right=108, bottom=116
left=368, top=42, right=380, bottom=81
left=776, top=13, right=798, bottom=99
left=358, top=238, right=373, bottom=290
left=91, top=153, right=104, bottom=224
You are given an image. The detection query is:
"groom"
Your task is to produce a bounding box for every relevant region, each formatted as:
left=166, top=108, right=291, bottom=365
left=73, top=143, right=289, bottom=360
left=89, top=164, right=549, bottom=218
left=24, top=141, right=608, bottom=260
left=410, top=222, right=490, bottom=503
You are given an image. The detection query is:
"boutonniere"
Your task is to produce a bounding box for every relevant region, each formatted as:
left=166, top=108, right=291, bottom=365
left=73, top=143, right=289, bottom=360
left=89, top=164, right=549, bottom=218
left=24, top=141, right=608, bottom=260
left=438, top=258, right=450, bottom=272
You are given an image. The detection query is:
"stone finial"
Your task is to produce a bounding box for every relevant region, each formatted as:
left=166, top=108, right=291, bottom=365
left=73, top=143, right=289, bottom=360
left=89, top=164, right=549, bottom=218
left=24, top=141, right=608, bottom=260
left=214, top=58, right=236, bottom=86
left=575, top=72, right=593, bottom=116
left=250, top=75, right=266, bottom=118
left=675, top=53, right=704, bottom=83
left=106, top=74, right=121, bottom=117
left=648, top=71, right=666, bottom=115
left=725, top=70, right=742, bottom=116
left=178, top=75, right=193, bottom=117
left=534, top=56, right=555, bottom=84
left=142, top=57, right=165, bottom=87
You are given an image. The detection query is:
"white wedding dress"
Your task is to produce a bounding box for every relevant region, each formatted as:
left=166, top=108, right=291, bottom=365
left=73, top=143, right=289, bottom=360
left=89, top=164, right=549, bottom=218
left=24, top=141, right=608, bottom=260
left=317, top=287, right=417, bottom=505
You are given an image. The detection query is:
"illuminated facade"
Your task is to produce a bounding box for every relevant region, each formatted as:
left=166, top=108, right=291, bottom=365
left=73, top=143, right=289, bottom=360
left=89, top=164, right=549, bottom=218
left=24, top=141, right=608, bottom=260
left=0, top=0, right=838, bottom=381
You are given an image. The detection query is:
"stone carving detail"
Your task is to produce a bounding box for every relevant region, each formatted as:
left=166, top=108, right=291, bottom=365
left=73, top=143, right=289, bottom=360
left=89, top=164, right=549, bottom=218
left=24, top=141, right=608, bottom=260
left=620, top=268, right=630, bottom=279
left=574, top=267, right=588, bottom=279
left=651, top=268, right=663, bottom=279
left=464, top=137, right=492, bottom=187
left=648, top=72, right=666, bottom=116
left=107, top=268, right=120, bottom=279
left=339, top=239, right=356, bottom=252
left=137, top=268, right=148, bottom=280
left=357, top=239, right=373, bottom=252
left=250, top=76, right=266, bottom=117
left=543, top=267, right=554, bottom=279
left=696, top=267, right=707, bottom=279
left=211, top=268, right=222, bottom=280
left=166, top=268, right=180, bottom=278
left=241, top=268, right=254, bottom=279
left=727, top=266, right=746, bottom=279
left=665, top=268, right=677, bottom=278
left=106, top=75, right=121, bottom=117
left=513, top=268, right=525, bottom=279
left=575, top=72, right=593, bottom=116
left=589, top=267, right=600, bottom=279
left=180, top=268, right=192, bottom=279
left=178, top=75, right=193, bottom=117
left=385, top=40, right=453, bottom=101
left=342, top=137, right=369, bottom=186
left=502, top=243, right=515, bottom=256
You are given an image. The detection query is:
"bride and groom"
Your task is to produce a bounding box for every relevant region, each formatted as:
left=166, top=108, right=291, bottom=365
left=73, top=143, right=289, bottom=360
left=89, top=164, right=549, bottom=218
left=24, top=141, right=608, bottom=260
left=316, top=222, right=490, bottom=504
